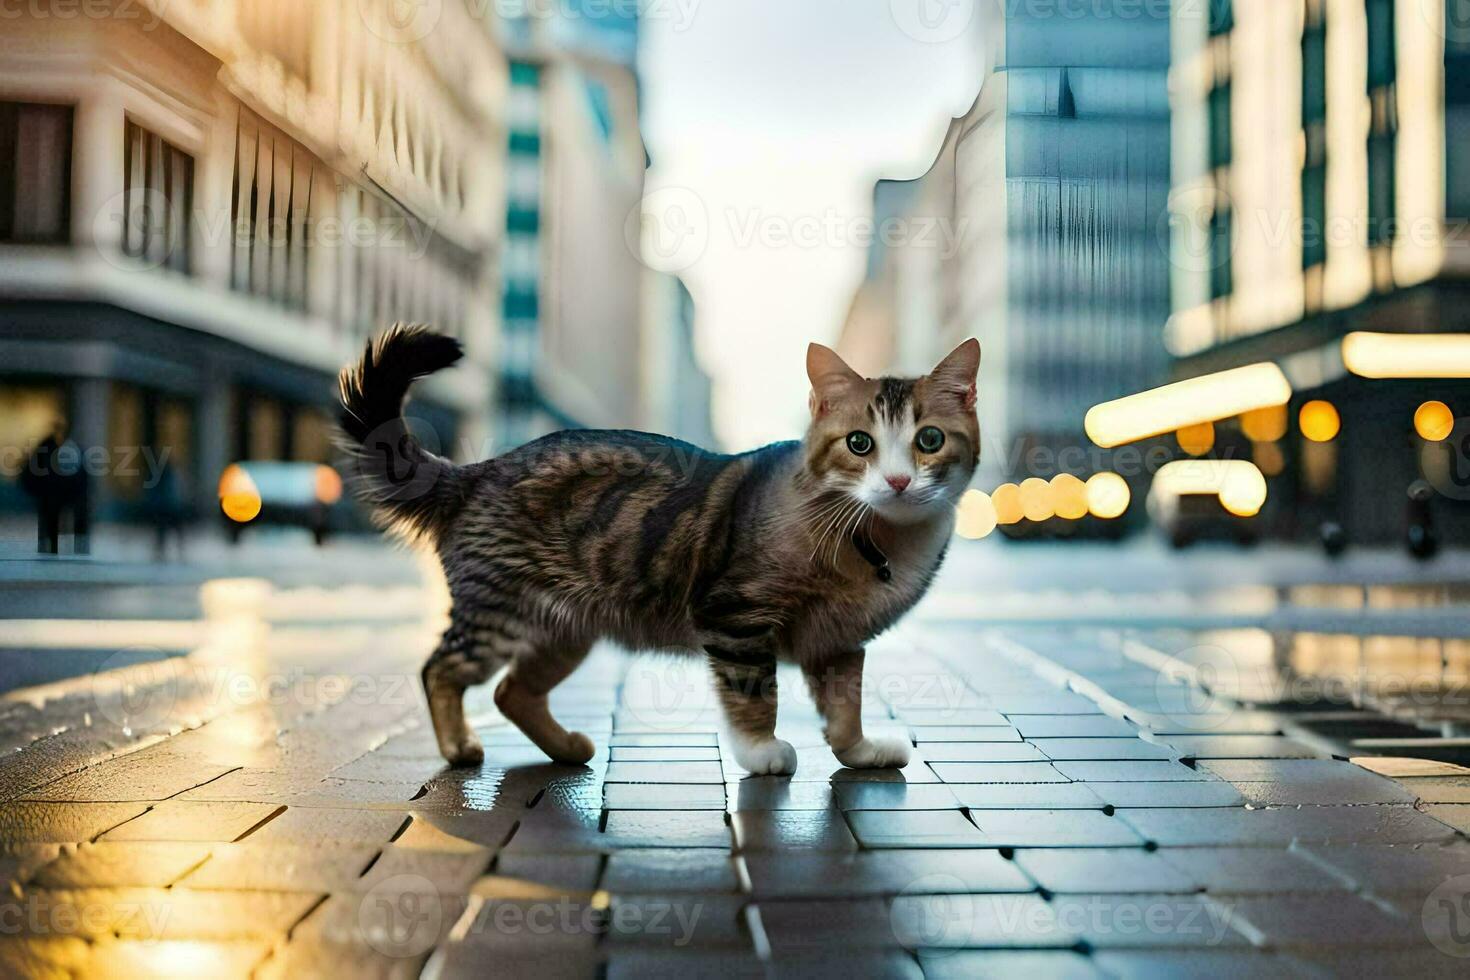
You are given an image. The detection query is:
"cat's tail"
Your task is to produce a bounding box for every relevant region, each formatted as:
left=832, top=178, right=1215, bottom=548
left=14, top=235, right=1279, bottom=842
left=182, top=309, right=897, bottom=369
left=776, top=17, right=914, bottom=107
left=337, top=324, right=467, bottom=544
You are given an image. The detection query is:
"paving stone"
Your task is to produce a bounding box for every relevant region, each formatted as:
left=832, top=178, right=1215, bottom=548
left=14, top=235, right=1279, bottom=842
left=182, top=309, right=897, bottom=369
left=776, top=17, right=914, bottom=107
left=823, top=756, right=941, bottom=784
left=1118, top=805, right=1459, bottom=847
left=916, top=742, right=1049, bottom=763
left=501, top=807, right=604, bottom=855
left=907, top=725, right=1022, bottom=742
left=607, top=948, right=766, bottom=979
left=895, top=709, right=1012, bottom=727
left=1153, top=735, right=1325, bottom=760
left=1092, top=949, right=1313, bottom=979
left=981, top=694, right=1104, bottom=715
left=608, top=733, right=719, bottom=747
left=744, top=849, right=1031, bottom=898
left=327, top=754, right=449, bottom=784
left=1295, top=841, right=1470, bottom=895
left=1052, top=893, right=1256, bottom=948
left=757, top=897, right=901, bottom=950
left=0, top=936, right=91, bottom=979
left=916, top=948, right=1105, bottom=979
left=608, top=746, right=722, bottom=762
left=845, top=809, right=986, bottom=848
left=245, top=807, right=409, bottom=845
left=1424, top=803, right=1470, bottom=833
left=360, top=844, right=493, bottom=895
left=889, top=892, right=1074, bottom=948
left=1292, top=946, right=1470, bottom=979
left=1013, top=848, right=1195, bottom=894
left=1397, top=776, right=1470, bottom=803
left=0, top=843, right=63, bottom=886
left=1051, top=761, right=1214, bottom=782
left=21, top=756, right=238, bottom=803
left=601, top=849, right=739, bottom=893
left=1084, top=781, right=1247, bottom=808
left=969, top=810, right=1145, bottom=848
left=177, top=842, right=381, bottom=892
left=0, top=801, right=149, bottom=842
left=1135, top=711, right=1285, bottom=735
left=260, top=940, right=432, bottom=980
left=12, top=887, right=319, bottom=941
left=605, top=894, right=751, bottom=949
left=604, top=811, right=732, bottom=849
left=100, top=801, right=283, bottom=842
left=832, top=782, right=960, bottom=811
left=1195, top=759, right=1417, bottom=806
left=948, top=782, right=1107, bottom=810
left=1227, top=893, right=1429, bottom=947
left=490, top=853, right=604, bottom=895
left=295, top=891, right=468, bottom=961
left=1010, top=715, right=1142, bottom=739
left=1154, top=847, right=1350, bottom=894
left=727, top=779, right=836, bottom=811
left=768, top=949, right=923, bottom=980
left=732, top=810, right=858, bottom=851
left=1032, top=738, right=1177, bottom=762
left=602, top=783, right=726, bottom=810
left=604, top=761, right=725, bottom=784
left=927, top=762, right=1068, bottom=784
left=30, top=841, right=212, bottom=888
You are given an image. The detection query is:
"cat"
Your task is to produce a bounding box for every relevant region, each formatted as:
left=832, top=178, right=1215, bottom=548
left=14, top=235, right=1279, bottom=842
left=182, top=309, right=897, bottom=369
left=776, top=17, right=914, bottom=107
left=338, top=325, right=980, bottom=775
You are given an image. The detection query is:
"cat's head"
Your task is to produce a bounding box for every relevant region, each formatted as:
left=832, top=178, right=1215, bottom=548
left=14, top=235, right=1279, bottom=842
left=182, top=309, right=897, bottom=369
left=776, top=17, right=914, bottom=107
left=803, top=339, right=981, bottom=524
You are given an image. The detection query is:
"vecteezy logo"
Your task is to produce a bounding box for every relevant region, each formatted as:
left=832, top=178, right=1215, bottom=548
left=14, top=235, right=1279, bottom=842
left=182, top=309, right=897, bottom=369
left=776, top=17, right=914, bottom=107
left=889, top=875, right=975, bottom=951
left=359, top=0, right=443, bottom=43
left=91, top=188, right=177, bottom=272
left=890, top=0, right=975, bottom=43
left=354, top=415, right=444, bottom=503
left=1152, top=643, right=1240, bottom=731
left=91, top=647, right=179, bottom=732
left=1160, top=182, right=1235, bottom=276
left=625, top=187, right=710, bottom=274
left=1421, top=416, right=1470, bottom=501
left=359, top=875, right=444, bottom=958
left=1423, top=874, right=1470, bottom=958
left=1423, top=0, right=1470, bottom=46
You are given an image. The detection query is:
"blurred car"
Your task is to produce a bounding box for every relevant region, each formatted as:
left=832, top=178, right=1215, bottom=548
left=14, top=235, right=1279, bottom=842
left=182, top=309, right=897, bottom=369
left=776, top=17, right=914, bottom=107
left=1151, top=491, right=1259, bottom=548
left=218, top=462, right=344, bottom=545
left=1147, top=460, right=1265, bottom=548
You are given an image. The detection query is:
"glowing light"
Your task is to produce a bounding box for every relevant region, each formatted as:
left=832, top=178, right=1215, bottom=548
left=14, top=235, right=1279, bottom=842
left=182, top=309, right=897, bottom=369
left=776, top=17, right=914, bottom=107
left=1341, top=332, right=1470, bottom=378
left=1176, top=422, right=1216, bottom=456
left=218, top=465, right=262, bottom=523
left=1299, top=400, right=1341, bottom=442
left=1085, top=472, right=1131, bottom=520
left=1049, top=473, right=1089, bottom=520
left=315, top=465, right=344, bottom=504
left=1240, top=404, right=1288, bottom=442
left=1019, top=477, right=1054, bottom=522
left=1084, top=363, right=1293, bottom=448
left=1152, top=459, right=1269, bottom=517
left=991, top=484, right=1023, bottom=525
left=954, top=490, right=998, bottom=540
left=1415, top=401, right=1454, bottom=442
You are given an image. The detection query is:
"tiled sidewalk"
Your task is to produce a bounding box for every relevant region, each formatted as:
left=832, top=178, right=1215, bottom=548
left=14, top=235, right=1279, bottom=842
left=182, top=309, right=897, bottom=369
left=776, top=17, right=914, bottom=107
left=2, top=624, right=1470, bottom=978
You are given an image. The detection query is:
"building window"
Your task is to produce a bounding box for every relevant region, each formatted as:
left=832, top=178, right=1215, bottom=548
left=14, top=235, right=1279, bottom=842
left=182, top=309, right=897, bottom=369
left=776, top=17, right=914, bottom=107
left=1208, top=83, right=1232, bottom=171
left=0, top=101, right=73, bottom=244
left=1300, top=4, right=1328, bottom=270
left=1366, top=0, right=1398, bottom=250
left=231, top=109, right=316, bottom=309
left=1209, top=0, right=1234, bottom=37
left=123, top=120, right=194, bottom=273
left=1209, top=205, right=1233, bottom=302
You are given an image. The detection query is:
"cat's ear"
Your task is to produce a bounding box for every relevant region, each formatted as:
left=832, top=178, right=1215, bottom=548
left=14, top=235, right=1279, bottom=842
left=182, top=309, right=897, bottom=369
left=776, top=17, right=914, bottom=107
left=929, top=339, right=980, bottom=412
left=806, top=343, right=863, bottom=416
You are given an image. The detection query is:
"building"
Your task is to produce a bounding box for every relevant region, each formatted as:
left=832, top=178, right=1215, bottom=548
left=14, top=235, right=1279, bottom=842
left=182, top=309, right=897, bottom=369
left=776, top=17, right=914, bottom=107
left=840, top=0, right=1173, bottom=500
left=1164, top=0, right=1470, bottom=545
left=494, top=2, right=658, bottom=446
left=0, top=0, right=504, bottom=525
left=640, top=271, right=715, bottom=448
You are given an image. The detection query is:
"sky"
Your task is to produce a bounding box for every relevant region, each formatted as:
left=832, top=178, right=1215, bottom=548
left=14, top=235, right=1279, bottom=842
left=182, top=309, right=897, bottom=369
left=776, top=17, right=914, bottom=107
left=637, top=0, right=988, bottom=450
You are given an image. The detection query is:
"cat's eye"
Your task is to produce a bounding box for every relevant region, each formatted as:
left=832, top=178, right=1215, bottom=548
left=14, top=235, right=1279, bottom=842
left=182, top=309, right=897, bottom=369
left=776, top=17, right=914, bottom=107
left=915, top=426, right=946, bottom=453
left=846, top=431, right=874, bottom=456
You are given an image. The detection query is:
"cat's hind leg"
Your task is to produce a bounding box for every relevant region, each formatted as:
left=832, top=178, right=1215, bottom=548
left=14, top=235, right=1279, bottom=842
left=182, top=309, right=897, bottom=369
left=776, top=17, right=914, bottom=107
left=422, top=625, right=502, bottom=767
left=494, top=640, right=596, bottom=765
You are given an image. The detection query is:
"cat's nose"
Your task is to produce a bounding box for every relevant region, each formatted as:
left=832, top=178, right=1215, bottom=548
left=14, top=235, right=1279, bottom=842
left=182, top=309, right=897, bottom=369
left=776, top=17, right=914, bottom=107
left=886, top=475, right=911, bottom=494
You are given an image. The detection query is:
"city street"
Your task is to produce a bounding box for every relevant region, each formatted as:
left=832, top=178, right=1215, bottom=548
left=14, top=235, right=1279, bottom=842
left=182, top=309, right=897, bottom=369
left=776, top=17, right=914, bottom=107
left=3, top=537, right=1470, bottom=977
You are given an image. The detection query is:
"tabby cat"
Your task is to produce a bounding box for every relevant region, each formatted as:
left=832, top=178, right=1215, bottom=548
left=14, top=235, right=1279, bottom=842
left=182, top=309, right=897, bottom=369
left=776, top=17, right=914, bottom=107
left=338, top=326, right=980, bottom=774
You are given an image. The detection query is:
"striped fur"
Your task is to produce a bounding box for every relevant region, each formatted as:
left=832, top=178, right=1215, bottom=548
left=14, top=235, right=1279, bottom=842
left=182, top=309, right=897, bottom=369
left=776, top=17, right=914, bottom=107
left=338, top=327, right=981, bottom=773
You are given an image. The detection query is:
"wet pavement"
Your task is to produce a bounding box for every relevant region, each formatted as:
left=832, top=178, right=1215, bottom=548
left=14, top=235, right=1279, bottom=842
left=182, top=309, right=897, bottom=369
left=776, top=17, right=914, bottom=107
left=2, top=542, right=1470, bottom=976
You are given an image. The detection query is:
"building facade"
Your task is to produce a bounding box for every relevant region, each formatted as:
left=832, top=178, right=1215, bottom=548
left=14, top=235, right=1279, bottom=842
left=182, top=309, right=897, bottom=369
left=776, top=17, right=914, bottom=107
left=1166, top=0, right=1470, bottom=545
left=841, top=0, right=1173, bottom=500
left=0, top=0, right=504, bottom=524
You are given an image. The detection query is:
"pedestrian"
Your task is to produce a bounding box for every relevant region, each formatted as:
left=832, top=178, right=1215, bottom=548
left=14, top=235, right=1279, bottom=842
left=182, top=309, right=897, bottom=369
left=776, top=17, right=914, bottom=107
left=20, top=420, right=89, bottom=555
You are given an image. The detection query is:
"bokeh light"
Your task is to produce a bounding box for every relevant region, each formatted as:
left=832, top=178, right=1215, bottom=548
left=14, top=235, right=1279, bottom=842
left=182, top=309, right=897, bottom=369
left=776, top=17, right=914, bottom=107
left=1414, top=400, right=1454, bottom=442
left=1299, top=400, right=1341, bottom=442
left=991, top=483, right=1023, bottom=525
left=1240, top=404, right=1288, bottom=442
left=1049, top=473, right=1089, bottom=520
left=1019, top=477, right=1055, bottom=522
left=1085, top=472, right=1131, bottom=519
left=1176, top=421, right=1216, bottom=456
left=954, top=489, right=998, bottom=540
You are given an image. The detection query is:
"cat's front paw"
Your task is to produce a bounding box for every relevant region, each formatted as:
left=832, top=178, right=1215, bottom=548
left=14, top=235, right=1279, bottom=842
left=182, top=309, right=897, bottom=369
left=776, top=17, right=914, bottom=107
left=834, top=736, right=912, bottom=769
left=732, top=736, right=798, bottom=776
